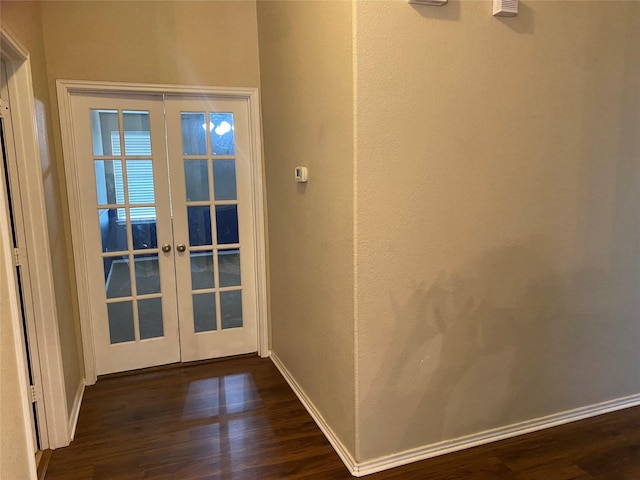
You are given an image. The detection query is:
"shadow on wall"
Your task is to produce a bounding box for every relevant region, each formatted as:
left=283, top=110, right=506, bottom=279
left=358, top=2, right=640, bottom=460
left=409, top=0, right=461, bottom=22
left=359, top=235, right=640, bottom=455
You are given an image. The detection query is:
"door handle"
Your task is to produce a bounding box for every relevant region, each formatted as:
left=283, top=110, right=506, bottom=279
left=176, top=243, right=187, bottom=253
left=161, top=243, right=172, bottom=253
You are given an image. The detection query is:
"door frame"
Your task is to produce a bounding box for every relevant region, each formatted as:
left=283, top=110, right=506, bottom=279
left=1, top=27, right=70, bottom=451
left=57, top=80, right=269, bottom=384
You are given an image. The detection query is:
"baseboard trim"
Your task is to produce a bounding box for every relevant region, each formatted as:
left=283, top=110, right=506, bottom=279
left=67, top=381, right=85, bottom=441
left=268, top=351, right=640, bottom=477
left=269, top=352, right=358, bottom=475
left=356, top=392, right=640, bottom=476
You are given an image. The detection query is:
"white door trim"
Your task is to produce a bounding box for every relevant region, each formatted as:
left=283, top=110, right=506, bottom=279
left=57, top=80, right=269, bottom=383
left=0, top=136, right=37, bottom=479
left=1, top=27, right=70, bottom=450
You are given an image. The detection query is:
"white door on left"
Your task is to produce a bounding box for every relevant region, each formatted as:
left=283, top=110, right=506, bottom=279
left=69, top=94, right=180, bottom=375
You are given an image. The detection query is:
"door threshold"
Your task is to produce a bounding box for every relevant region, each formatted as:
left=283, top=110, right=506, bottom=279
left=97, top=352, right=259, bottom=380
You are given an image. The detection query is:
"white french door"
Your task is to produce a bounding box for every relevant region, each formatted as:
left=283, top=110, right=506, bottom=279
left=67, top=90, right=261, bottom=375
left=165, top=97, right=257, bottom=362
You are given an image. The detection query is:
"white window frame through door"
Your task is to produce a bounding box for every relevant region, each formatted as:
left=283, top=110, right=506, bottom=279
left=57, top=80, right=269, bottom=383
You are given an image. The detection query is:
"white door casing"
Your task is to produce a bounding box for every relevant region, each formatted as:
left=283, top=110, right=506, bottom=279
left=1, top=60, right=43, bottom=452
left=58, top=81, right=268, bottom=378
left=1, top=27, right=69, bottom=452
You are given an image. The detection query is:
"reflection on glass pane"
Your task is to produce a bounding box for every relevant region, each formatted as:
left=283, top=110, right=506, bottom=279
left=210, top=113, right=235, bottom=155
left=127, top=160, right=155, bottom=204
left=182, top=112, right=206, bottom=155
left=123, top=111, right=151, bottom=156
left=104, top=256, right=131, bottom=298
left=95, top=160, right=124, bottom=205
left=219, top=249, right=241, bottom=287
left=108, top=301, right=135, bottom=344
left=193, top=293, right=216, bottom=332
left=91, top=109, right=119, bottom=156
left=188, top=206, right=212, bottom=246
left=213, top=160, right=237, bottom=201
left=184, top=160, right=209, bottom=201
left=131, top=208, right=157, bottom=250
left=139, top=298, right=163, bottom=339
left=221, top=290, right=242, bottom=329
left=191, top=251, right=214, bottom=290
left=215, top=205, right=239, bottom=244
left=135, top=254, right=160, bottom=295
left=99, top=208, right=128, bottom=252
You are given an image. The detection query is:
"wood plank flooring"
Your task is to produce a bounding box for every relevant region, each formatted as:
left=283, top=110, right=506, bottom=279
left=45, top=355, right=640, bottom=479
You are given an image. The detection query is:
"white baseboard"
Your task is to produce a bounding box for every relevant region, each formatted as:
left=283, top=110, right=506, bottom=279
left=269, top=352, right=640, bottom=477
left=269, top=352, right=358, bottom=475
left=67, top=380, right=86, bottom=441
left=356, top=392, right=640, bottom=476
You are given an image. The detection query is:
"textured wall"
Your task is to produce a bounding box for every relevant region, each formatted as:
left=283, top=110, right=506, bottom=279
left=39, top=1, right=261, bottom=88
left=257, top=1, right=355, bottom=452
left=354, top=0, right=640, bottom=461
left=1, top=1, right=83, bottom=419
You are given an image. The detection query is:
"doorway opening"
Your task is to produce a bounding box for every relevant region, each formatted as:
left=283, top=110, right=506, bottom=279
left=58, top=82, right=268, bottom=379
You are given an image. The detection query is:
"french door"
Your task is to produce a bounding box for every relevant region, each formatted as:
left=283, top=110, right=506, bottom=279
left=67, top=91, right=261, bottom=375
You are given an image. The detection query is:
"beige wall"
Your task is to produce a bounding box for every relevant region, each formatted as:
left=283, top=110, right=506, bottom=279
left=256, top=1, right=355, bottom=452
left=1, top=1, right=83, bottom=417
left=39, top=1, right=261, bottom=88
left=354, top=0, right=640, bottom=461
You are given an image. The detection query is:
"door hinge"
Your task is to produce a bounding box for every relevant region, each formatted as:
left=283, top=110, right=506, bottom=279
left=0, top=98, right=9, bottom=115
left=13, top=247, right=25, bottom=267
left=29, top=385, right=39, bottom=403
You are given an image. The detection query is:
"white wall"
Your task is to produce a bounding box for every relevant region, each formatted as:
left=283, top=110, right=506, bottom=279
left=354, top=0, right=640, bottom=461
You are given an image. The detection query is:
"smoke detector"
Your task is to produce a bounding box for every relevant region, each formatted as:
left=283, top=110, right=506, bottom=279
left=493, top=0, right=518, bottom=17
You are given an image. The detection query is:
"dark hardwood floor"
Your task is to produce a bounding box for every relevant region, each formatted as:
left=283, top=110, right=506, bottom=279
left=45, top=355, right=640, bottom=479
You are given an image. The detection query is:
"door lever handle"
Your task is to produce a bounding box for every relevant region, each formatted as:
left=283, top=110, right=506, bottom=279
left=176, top=243, right=187, bottom=253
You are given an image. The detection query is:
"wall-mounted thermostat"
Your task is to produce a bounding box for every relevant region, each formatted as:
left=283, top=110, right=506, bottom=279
left=295, top=166, right=308, bottom=183
left=493, top=0, right=518, bottom=16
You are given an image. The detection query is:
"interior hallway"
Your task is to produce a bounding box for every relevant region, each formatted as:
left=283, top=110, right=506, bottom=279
left=43, top=355, right=640, bottom=480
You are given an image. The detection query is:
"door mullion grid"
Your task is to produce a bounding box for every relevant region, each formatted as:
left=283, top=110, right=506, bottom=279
left=117, top=110, right=141, bottom=343
left=186, top=285, right=241, bottom=295
left=208, top=135, right=223, bottom=332
left=201, top=111, right=218, bottom=332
